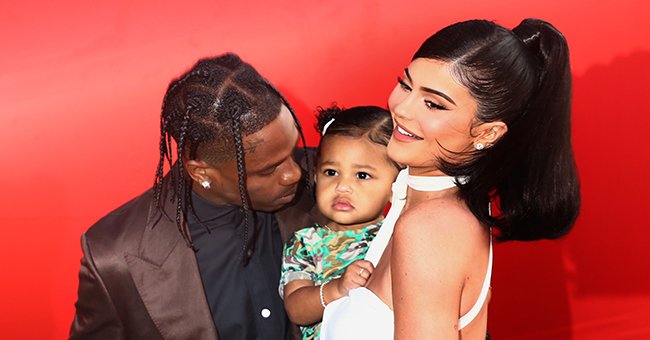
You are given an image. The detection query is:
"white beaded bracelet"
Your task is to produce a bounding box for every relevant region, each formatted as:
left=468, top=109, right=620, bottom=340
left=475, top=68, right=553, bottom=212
left=319, top=280, right=331, bottom=308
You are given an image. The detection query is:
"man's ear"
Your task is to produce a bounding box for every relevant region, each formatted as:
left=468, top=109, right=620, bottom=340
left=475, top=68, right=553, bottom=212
left=474, top=121, right=508, bottom=148
left=185, top=159, right=214, bottom=185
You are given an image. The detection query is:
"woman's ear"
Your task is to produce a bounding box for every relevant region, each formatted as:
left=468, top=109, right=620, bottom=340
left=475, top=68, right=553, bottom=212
left=474, top=121, right=508, bottom=148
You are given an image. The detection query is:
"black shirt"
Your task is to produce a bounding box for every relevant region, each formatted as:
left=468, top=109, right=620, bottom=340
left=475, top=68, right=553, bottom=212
left=189, top=192, right=290, bottom=340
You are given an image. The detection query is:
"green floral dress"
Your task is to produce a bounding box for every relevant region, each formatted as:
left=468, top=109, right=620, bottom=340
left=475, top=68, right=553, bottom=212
left=279, top=222, right=382, bottom=340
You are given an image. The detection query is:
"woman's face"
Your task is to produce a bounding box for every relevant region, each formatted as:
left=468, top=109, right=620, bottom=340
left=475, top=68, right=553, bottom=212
left=387, top=58, right=478, bottom=176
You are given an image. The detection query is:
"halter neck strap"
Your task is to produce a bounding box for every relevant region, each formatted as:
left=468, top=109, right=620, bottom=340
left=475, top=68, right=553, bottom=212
left=364, top=169, right=407, bottom=266
left=407, top=174, right=459, bottom=191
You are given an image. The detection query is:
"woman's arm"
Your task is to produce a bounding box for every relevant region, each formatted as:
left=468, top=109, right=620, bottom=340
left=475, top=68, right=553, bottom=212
left=391, top=199, right=476, bottom=339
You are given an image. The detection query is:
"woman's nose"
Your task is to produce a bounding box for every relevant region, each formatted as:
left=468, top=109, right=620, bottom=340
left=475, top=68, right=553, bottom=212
left=392, top=97, right=412, bottom=120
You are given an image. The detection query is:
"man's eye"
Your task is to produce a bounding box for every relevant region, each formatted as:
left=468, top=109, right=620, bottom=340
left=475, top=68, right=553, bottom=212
left=259, top=166, right=277, bottom=176
left=356, top=172, right=372, bottom=180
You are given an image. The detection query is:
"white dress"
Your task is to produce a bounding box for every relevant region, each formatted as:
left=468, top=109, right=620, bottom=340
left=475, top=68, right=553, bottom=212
left=320, top=169, right=493, bottom=339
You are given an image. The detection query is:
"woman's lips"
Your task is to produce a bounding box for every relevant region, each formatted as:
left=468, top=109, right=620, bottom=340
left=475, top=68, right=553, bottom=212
left=393, top=124, right=423, bottom=142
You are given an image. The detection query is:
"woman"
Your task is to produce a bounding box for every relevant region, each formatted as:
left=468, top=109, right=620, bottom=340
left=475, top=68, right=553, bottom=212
left=320, top=18, right=580, bottom=339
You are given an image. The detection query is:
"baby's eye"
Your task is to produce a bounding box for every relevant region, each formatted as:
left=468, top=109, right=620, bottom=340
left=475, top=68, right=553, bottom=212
left=356, top=172, right=372, bottom=180
left=323, top=169, right=338, bottom=176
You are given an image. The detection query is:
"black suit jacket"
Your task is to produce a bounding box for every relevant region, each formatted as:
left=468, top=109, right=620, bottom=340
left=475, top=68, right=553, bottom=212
left=70, top=149, right=323, bottom=340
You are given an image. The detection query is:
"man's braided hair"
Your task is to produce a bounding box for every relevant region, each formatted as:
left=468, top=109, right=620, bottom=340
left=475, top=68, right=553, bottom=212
left=153, top=53, right=307, bottom=265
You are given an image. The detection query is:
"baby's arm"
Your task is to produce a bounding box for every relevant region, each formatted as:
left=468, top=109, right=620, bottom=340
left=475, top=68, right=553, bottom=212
left=283, top=260, right=374, bottom=325
left=283, top=280, right=328, bottom=325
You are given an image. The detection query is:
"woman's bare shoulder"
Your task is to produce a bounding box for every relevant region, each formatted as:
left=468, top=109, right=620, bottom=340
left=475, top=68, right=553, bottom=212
left=393, top=196, right=484, bottom=263
left=398, top=197, right=477, bottom=234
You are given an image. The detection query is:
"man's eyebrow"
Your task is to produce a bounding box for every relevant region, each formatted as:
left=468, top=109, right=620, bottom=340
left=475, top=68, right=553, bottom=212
left=405, top=68, right=457, bottom=106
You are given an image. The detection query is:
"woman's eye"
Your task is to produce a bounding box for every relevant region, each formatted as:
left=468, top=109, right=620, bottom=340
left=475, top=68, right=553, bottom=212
left=324, top=169, right=338, bottom=176
left=397, top=77, right=411, bottom=92
left=356, top=172, right=372, bottom=180
left=425, top=100, right=446, bottom=111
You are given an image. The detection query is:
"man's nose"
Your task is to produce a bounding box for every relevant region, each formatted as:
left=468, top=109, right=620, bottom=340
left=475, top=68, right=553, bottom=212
left=280, top=158, right=301, bottom=186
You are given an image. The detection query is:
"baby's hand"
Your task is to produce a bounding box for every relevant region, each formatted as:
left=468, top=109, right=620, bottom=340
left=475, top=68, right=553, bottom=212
left=335, top=260, right=374, bottom=296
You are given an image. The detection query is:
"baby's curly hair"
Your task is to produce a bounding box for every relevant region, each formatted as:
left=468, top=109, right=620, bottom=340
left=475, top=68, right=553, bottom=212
left=314, top=104, right=400, bottom=170
left=315, top=104, right=393, bottom=147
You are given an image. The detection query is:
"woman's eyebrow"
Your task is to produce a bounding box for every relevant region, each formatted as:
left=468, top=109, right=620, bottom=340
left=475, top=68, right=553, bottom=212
left=405, top=68, right=457, bottom=106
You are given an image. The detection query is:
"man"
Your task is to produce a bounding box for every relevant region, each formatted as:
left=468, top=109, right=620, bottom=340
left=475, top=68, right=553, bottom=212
left=70, top=54, right=323, bottom=339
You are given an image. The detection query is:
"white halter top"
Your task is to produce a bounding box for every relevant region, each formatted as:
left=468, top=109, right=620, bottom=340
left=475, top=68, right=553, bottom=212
left=320, top=169, right=493, bottom=339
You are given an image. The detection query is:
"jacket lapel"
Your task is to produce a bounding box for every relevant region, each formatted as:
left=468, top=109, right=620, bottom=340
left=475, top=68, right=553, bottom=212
left=125, top=196, right=219, bottom=340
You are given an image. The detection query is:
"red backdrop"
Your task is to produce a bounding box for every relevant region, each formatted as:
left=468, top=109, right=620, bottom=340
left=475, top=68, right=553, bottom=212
left=1, top=1, right=649, bottom=338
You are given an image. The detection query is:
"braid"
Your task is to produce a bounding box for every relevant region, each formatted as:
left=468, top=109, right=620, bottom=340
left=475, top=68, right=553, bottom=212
left=230, top=114, right=256, bottom=265
left=174, top=107, right=195, bottom=249
left=166, top=133, right=174, bottom=175
left=154, top=71, right=193, bottom=218
left=153, top=116, right=167, bottom=210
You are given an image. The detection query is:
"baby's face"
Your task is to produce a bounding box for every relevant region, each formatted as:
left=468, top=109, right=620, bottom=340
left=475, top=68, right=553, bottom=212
left=315, top=135, right=399, bottom=231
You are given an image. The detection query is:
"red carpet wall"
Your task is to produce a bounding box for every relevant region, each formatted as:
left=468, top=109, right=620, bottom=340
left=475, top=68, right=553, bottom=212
left=1, top=1, right=649, bottom=338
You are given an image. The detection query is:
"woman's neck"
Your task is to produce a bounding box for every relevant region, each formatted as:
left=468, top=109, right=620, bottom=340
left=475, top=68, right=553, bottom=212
left=406, top=165, right=447, bottom=177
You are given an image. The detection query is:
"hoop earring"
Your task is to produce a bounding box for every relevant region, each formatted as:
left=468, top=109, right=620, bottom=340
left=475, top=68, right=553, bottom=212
left=475, top=143, right=485, bottom=151
left=201, top=181, right=211, bottom=189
